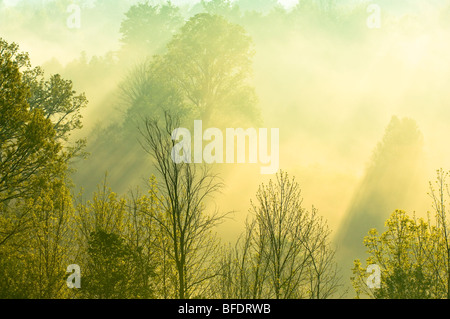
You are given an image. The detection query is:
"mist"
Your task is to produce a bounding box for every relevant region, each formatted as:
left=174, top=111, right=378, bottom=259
left=3, top=0, right=450, bottom=297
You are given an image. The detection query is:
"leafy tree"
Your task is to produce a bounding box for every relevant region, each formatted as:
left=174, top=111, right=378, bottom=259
left=22, top=55, right=87, bottom=158
left=76, top=11, right=261, bottom=197
left=352, top=210, right=437, bottom=299
left=119, top=2, right=184, bottom=60
left=161, top=13, right=259, bottom=126
left=1, top=39, right=87, bottom=147
left=0, top=38, right=85, bottom=298
left=352, top=170, right=450, bottom=299
left=118, top=58, right=187, bottom=126
left=122, top=13, right=260, bottom=128
left=83, top=229, right=145, bottom=299
left=0, top=38, right=86, bottom=206
left=0, top=39, right=60, bottom=206
left=234, top=0, right=278, bottom=15
left=75, top=177, right=158, bottom=299
left=201, top=0, right=241, bottom=20
left=0, top=176, right=76, bottom=298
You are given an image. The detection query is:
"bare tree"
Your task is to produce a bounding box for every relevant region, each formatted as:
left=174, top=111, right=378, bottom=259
left=216, top=171, right=341, bottom=299
left=428, top=168, right=450, bottom=298
left=302, top=208, right=341, bottom=299
left=139, top=112, right=227, bottom=299
left=215, top=218, right=270, bottom=299
left=253, top=171, right=310, bottom=298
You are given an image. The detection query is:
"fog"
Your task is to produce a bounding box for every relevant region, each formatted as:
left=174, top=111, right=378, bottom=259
left=3, top=0, right=450, bottom=294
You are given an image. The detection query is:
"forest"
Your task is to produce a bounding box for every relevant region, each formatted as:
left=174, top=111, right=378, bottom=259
left=2, top=0, right=450, bottom=299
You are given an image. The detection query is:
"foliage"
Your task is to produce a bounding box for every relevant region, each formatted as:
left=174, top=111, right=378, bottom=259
left=3, top=1, right=444, bottom=300
left=120, top=2, right=184, bottom=58
left=0, top=177, right=76, bottom=298
left=82, top=229, right=151, bottom=299
left=352, top=171, right=450, bottom=299
left=0, top=38, right=84, bottom=298
left=120, top=13, right=260, bottom=128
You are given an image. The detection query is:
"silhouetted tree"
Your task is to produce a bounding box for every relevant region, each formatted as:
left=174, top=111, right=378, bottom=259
left=217, top=171, right=341, bottom=299
left=139, top=113, right=227, bottom=298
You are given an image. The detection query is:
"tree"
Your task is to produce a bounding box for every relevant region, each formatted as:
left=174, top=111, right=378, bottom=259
left=428, top=168, right=450, bottom=298
left=352, top=170, right=450, bottom=299
left=0, top=176, right=76, bottom=298
left=75, top=177, right=157, bottom=299
left=80, top=12, right=260, bottom=198
left=2, top=38, right=87, bottom=157
left=24, top=67, right=87, bottom=148
left=216, top=171, right=341, bottom=299
left=83, top=229, right=146, bottom=299
left=0, top=39, right=59, bottom=206
left=0, top=38, right=86, bottom=207
left=253, top=171, right=313, bottom=299
left=214, top=218, right=269, bottom=299
left=118, top=58, right=187, bottom=125
left=234, top=0, right=278, bottom=15
left=122, top=13, right=260, bottom=128
left=119, top=2, right=184, bottom=60
left=0, top=38, right=86, bottom=298
left=163, top=13, right=259, bottom=126
left=201, top=0, right=241, bottom=20
left=139, top=113, right=227, bottom=299
left=336, top=116, right=424, bottom=292
left=351, top=210, right=437, bottom=299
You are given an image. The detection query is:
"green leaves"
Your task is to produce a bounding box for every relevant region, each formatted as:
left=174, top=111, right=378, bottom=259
left=119, top=13, right=260, bottom=130
left=0, top=38, right=86, bottom=205
left=119, top=2, right=183, bottom=57
left=83, top=229, right=142, bottom=299
left=0, top=38, right=87, bottom=299
left=162, top=13, right=258, bottom=126
left=352, top=207, right=450, bottom=299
